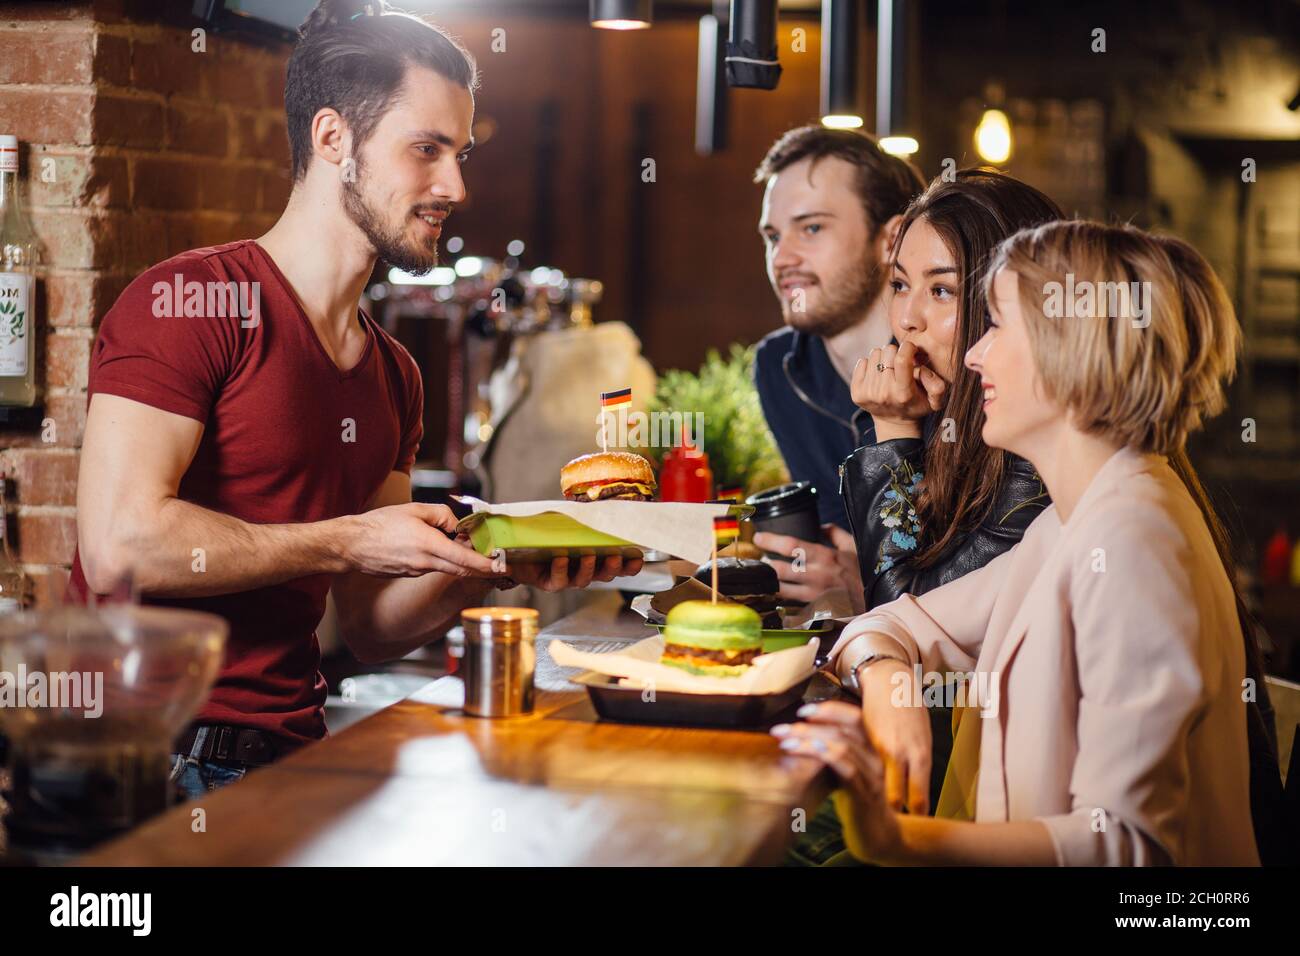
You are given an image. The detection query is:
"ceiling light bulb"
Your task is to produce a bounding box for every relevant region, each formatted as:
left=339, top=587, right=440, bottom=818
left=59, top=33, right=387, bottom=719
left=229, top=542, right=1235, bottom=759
left=590, top=0, right=652, bottom=30
left=975, top=108, right=1013, bottom=164
left=879, top=135, right=919, bottom=156
left=822, top=114, right=865, bottom=129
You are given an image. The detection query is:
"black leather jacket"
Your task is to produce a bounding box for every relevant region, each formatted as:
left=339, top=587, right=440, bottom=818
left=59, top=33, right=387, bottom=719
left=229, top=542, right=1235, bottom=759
left=839, top=436, right=1048, bottom=610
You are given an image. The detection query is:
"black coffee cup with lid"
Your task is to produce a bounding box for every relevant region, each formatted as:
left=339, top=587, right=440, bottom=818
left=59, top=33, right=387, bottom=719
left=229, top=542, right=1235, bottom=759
left=746, top=481, right=821, bottom=554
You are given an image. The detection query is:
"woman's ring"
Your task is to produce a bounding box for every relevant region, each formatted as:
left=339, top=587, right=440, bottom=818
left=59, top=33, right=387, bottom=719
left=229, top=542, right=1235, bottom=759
left=876, top=363, right=893, bottom=372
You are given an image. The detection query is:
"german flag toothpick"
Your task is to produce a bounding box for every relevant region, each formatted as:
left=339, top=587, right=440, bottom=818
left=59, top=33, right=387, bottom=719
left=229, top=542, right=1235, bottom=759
left=710, top=513, right=739, bottom=603
left=599, top=387, right=631, bottom=452
left=600, top=387, right=632, bottom=409
left=713, top=514, right=740, bottom=546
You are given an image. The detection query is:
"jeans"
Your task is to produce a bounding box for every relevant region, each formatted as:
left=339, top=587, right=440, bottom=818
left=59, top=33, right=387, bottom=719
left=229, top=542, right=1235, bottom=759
left=783, top=704, right=955, bottom=866
left=783, top=798, right=867, bottom=867
left=168, top=726, right=247, bottom=800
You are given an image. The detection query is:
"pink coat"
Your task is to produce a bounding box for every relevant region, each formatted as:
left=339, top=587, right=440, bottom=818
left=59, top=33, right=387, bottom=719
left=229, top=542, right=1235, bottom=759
left=830, top=446, right=1259, bottom=865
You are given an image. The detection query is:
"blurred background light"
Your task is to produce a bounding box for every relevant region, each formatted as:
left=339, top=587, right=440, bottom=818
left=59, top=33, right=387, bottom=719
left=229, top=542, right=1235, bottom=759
left=388, top=266, right=456, bottom=286
left=878, top=135, right=918, bottom=156
left=590, top=0, right=652, bottom=30
left=974, top=108, right=1013, bottom=164
left=822, top=114, right=864, bottom=129
left=454, top=256, right=485, bottom=277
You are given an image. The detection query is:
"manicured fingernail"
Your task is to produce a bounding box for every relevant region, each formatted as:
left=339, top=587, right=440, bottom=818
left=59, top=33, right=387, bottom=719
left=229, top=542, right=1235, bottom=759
left=796, top=704, right=818, bottom=718
left=779, top=738, right=800, bottom=751
left=770, top=723, right=792, bottom=736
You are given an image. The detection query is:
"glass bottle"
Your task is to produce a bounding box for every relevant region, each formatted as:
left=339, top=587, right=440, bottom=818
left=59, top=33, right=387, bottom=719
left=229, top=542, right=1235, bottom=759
left=0, top=134, right=39, bottom=408
left=0, top=473, right=31, bottom=613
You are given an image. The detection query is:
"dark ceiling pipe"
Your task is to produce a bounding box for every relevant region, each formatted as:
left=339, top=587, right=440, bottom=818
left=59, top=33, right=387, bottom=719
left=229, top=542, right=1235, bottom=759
left=725, top=0, right=781, bottom=90
left=820, top=0, right=861, bottom=124
left=876, top=0, right=909, bottom=139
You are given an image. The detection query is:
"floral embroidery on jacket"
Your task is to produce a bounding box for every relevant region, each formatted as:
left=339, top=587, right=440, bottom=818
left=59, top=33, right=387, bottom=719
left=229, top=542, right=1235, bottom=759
left=875, top=460, right=923, bottom=573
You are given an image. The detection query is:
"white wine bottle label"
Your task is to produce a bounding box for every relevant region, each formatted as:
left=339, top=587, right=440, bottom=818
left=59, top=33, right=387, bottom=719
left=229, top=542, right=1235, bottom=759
left=0, top=272, right=31, bottom=377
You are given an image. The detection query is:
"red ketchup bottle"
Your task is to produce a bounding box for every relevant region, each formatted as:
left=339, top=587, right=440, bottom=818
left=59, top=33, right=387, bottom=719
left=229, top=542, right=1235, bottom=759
left=659, top=440, right=713, bottom=502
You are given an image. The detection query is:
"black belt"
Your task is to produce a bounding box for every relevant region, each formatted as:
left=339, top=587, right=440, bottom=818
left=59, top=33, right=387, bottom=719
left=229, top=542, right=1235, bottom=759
left=174, top=724, right=293, bottom=768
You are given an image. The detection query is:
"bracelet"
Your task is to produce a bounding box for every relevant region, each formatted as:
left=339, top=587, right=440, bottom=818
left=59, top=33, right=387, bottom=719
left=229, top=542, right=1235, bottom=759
left=844, top=650, right=909, bottom=695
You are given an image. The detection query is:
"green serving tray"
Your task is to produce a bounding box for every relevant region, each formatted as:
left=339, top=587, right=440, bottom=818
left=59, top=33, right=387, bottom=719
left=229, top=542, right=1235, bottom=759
left=464, top=511, right=643, bottom=562
left=458, top=503, right=754, bottom=563
left=758, top=632, right=820, bottom=653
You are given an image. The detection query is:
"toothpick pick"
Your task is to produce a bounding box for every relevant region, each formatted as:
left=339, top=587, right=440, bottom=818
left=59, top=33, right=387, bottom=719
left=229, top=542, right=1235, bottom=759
left=711, top=538, right=718, bottom=604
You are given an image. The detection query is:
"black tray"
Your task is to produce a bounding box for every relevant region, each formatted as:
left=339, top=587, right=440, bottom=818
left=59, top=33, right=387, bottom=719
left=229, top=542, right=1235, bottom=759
left=573, top=671, right=813, bottom=729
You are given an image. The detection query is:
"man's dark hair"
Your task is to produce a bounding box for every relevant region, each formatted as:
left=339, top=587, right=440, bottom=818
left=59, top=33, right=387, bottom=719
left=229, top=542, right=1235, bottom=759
left=285, top=0, right=479, bottom=183
left=753, top=126, right=925, bottom=233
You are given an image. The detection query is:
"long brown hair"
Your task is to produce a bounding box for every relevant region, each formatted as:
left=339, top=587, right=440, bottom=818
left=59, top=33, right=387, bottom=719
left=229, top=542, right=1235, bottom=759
left=900, top=170, right=1064, bottom=568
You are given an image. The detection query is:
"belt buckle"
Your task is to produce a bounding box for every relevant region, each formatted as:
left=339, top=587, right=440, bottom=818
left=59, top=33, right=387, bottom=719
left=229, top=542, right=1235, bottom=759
left=211, top=725, right=236, bottom=762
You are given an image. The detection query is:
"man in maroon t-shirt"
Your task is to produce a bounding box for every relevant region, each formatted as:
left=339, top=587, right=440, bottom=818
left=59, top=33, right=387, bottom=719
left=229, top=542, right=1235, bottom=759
left=70, top=4, right=639, bottom=796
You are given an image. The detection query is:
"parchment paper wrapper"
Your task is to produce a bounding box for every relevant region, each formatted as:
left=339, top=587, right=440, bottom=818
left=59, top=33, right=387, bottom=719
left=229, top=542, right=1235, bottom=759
left=549, top=634, right=817, bottom=696
left=791, top=587, right=857, bottom=625
left=630, top=582, right=858, bottom=629
left=453, top=496, right=751, bottom=566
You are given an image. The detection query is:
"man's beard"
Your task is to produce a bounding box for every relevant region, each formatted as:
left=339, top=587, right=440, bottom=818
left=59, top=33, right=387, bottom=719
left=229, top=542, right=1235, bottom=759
left=341, top=161, right=445, bottom=276
left=781, top=246, right=888, bottom=338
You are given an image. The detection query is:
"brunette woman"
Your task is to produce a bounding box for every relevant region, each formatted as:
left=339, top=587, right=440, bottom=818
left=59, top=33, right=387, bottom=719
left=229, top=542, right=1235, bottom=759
left=842, top=169, right=1059, bottom=617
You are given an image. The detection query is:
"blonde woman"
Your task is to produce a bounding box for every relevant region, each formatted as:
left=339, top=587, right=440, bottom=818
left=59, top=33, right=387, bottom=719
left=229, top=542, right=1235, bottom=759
left=773, top=221, right=1263, bottom=865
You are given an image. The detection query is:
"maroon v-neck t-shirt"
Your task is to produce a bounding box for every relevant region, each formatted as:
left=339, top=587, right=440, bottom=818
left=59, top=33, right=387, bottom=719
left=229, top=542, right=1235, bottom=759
left=68, top=240, right=424, bottom=746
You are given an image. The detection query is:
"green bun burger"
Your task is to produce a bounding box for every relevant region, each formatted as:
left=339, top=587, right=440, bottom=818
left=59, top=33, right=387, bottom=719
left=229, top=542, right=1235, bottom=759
left=661, top=600, right=763, bottom=677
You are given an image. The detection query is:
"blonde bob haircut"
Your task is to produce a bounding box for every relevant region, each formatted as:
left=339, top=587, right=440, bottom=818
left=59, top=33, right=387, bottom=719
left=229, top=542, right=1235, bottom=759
left=987, top=220, right=1241, bottom=455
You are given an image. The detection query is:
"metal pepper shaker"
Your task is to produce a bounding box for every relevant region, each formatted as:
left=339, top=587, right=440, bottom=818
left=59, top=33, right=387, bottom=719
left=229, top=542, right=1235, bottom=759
left=459, top=607, right=538, bottom=717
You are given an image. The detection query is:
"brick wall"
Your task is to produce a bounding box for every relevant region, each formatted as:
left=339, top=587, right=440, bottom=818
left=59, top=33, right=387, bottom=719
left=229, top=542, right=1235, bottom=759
left=0, top=0, right=291, bottom=606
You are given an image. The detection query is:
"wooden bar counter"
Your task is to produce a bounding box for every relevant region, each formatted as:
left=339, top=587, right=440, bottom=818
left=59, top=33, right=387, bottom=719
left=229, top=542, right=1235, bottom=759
left=80, top=597, right=836, bottom=866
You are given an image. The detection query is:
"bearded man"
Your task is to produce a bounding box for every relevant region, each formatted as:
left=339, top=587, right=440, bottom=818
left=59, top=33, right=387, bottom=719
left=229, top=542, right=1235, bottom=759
left=70, top=2, right=637, bottom=796
left=751, top=127, right=924, bottom=613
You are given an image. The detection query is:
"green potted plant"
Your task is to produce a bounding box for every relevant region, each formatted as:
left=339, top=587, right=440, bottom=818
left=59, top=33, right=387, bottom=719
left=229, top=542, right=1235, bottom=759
left=648, top=344, right=787, bottom=496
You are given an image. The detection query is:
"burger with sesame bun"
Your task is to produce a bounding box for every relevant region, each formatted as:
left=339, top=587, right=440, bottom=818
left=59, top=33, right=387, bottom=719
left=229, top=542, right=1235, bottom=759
left=561, top=452, right=657, bottom=502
